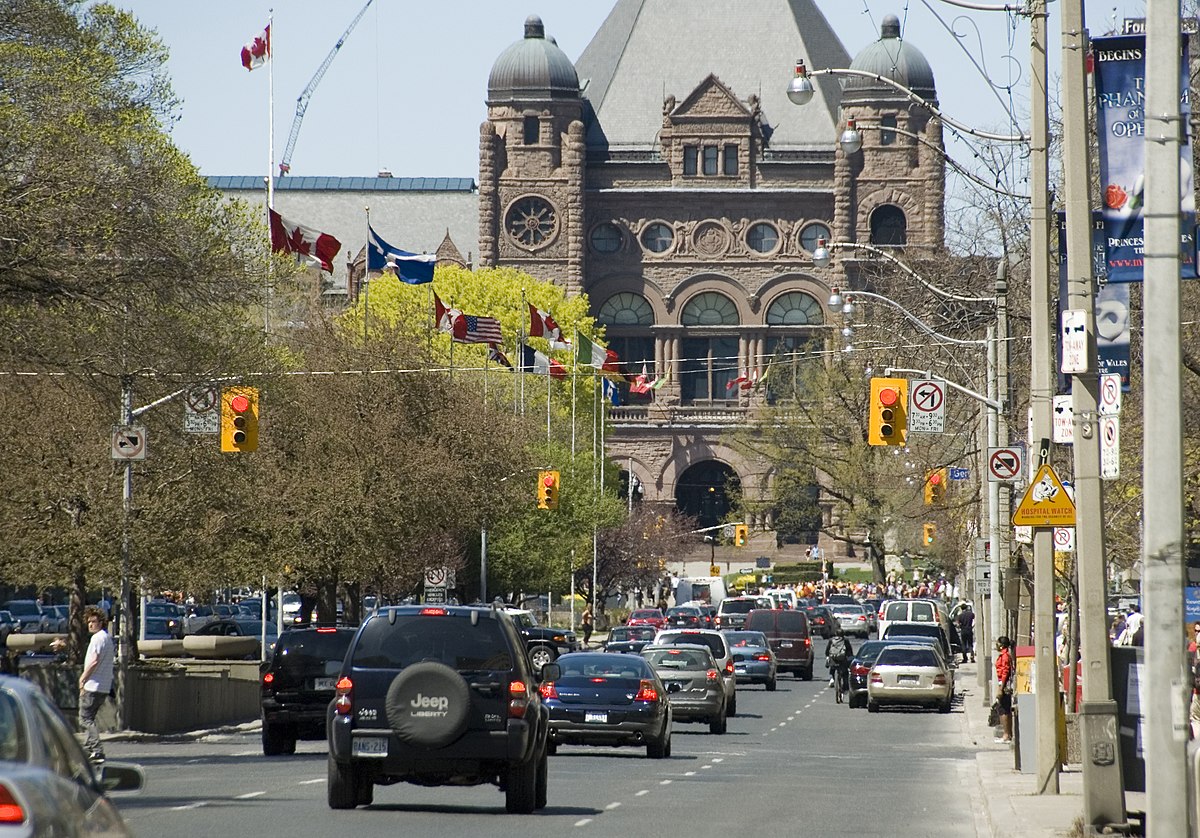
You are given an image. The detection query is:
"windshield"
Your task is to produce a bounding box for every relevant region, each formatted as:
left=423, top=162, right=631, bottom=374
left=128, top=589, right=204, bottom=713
left=351, top=613, right=513, bottom=671
left=3, top=602, right=39, bottom=616
left=658, top=632, right=726, bottom=659
left=644, top=648, right=711, bottom=669
left=723, top=631, right=768, bottom=647
left=274, top=630, right=353, bottom=673
left=720, top=599, right=757, bottom=614
left=877, top=647, right=940, bottom=668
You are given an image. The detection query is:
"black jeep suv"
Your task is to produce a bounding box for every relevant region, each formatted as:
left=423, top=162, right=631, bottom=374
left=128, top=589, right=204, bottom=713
left=261, top=625, right=357, bottom=755
left=326, top=604, right=558, bottom=813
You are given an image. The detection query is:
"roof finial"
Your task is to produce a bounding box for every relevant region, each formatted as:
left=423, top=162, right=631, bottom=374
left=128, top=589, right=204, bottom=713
left=525, top=15, right=544, bottom=39
left=881, top=14, right=901, bottom=40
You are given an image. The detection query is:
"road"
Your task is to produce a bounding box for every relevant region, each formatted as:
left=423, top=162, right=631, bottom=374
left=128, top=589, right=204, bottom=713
left=109, top=670, right=987, bottom=837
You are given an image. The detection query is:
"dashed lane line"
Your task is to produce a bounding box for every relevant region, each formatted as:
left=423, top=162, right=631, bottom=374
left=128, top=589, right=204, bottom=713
left=235, top=791, right=265, bottom=800
left=298, top=778, right=325, bottom=785
left=606, top=802, right=622, bottom=810
left=170, top=802, right=208, bottom=811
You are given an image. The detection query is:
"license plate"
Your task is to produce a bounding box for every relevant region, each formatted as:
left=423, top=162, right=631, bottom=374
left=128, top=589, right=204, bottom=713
left=898, top=674, right=919, bottom=683
left=352, top=737, right=388, bottom=757
left=735, top=666, right=747, bottom=673
left=314, top=677, right=335, bottom=691
left=780, top=641, right=793, bottom=648
left=585, top=711, right=608, bottom=724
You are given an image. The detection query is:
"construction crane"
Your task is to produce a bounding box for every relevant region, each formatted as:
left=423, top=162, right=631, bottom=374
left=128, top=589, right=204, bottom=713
left=278, top=0, right=374, bottom=176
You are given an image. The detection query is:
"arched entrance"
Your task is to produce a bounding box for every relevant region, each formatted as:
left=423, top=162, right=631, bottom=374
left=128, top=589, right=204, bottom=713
left=674, top=461, right=741, bottom=530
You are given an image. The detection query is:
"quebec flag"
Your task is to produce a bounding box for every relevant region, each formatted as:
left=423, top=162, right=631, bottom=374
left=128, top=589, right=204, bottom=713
left=367, top=225, right=436, bottom=284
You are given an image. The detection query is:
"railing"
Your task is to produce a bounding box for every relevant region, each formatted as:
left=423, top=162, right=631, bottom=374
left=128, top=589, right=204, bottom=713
left=609, top=403, right=749, bottom=426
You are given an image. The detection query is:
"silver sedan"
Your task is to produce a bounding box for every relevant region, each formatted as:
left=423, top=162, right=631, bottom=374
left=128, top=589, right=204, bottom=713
left=866, top=643, right=953, bottom=713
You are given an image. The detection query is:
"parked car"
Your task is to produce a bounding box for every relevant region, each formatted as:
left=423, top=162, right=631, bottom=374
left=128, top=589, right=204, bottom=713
left=261, top=626, right=357, bottom=755
left=881, top=620, right=954, bottom=663
left=665, top=605, right=704, bottom=629
left=714, top=596, right=761, bottom=630
left=43, top=605, right=69, bottom=633
left=651, top=628, right=737, bottom=716
left=626, top=608, right=667, bottom=630
left=503, top=608, right=579, bottom=671
left=867, top=643, right=953, bottom=713
left=327, top=604, right=554, bottom=813
left=642, top=644, right=726, bottom=733
left=827, top=603, right=872, bottom=638
left=846, top=639, right=894, bottom=708
left=0, top=675, right=144, bottom=835
left=540, top=651, right=672, bottom=758
left=877, top=598, right=943, bottom=639
left=192, top=618, right=280, bottom=655
left=603, top=625, right=658, bottom=655
left=0, top=601, right=49, bottom=634
left=721, top=629, right=778, bottom=690
left=0, top=611, right=20, bottom=647
left=142, top=617, right=182, bottom=641
left=745, top=608, right=814, bottom=680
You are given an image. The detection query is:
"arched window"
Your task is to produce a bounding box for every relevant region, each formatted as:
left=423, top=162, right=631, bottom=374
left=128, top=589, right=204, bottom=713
left=766, top=292, right=823, bottom=326
left=598, top=292, right=654, bottom=327
left=680, top=292, right=738, bottom=326
left=870, top=205, right=907, bottom=246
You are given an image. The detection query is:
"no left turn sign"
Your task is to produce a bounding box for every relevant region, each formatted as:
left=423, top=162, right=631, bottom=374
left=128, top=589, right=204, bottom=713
left=988, top=447, right=1023, bottom=482
left=908, top=379, right=946, bottom=433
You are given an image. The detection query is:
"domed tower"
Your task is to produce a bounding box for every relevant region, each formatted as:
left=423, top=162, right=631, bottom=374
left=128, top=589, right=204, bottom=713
left=479, top=15, right=586, bottom=292
left=833, top=14, right=945, bottom=252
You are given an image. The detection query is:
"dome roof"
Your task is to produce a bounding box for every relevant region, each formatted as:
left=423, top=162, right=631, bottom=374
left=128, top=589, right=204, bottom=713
left=843, top=14, right=936, bottom=105
left=487, top=15, right=580, bottom=103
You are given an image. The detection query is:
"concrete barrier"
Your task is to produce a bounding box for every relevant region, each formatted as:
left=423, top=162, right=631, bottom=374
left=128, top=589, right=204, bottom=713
left=137, top=640, right=185, bottom=657
left=6, top=633, right=66, bottom=653
left=181, top=635, right=260, bottom=659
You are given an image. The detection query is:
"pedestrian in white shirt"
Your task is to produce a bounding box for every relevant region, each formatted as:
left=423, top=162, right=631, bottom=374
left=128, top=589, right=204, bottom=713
left=79, top=606, right=114, bottom=762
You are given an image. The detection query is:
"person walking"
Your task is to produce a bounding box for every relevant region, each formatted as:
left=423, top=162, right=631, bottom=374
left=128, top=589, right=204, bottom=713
left=993, top=636, right=1014, bottom=744
left=580, top=605, right=594, bottom=648
left=79, top=606, right=115, bottom=763
left=956, top=605, right=976, bottom=663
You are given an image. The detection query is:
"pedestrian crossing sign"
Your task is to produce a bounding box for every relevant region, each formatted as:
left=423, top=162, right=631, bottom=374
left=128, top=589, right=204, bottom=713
left=1012, top=464, right=1076, bottom=527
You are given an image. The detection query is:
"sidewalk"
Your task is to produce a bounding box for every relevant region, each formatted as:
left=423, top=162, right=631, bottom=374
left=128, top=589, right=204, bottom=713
left=956, top=661, right=1146, bottom=838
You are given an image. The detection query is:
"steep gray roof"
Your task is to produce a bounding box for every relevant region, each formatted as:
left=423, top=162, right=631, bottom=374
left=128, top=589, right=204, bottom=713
left=574, top=0, right=850, bottom=153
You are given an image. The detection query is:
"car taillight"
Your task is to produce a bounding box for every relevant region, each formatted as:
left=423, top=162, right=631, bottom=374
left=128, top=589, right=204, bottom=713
left=714, top=617, right=722, bottom=627
left=316, top=626, right=337, bottom=633
left=858, top=615, right=867, bottom=621
left=853, top=663, right=869, bottom=677
left=755, top=654, right=771, bottom=662
left=634, top=680, right=659, bottom=702
left=869, top=672, right=883, bottom=684
left=0, top=784, right=25, bottom=825
left=724, top=660, right=734, bottom=675
left=933, top=674, right=947, bottom=686
left=508, top=680, right=529, bottom=718
left=334, top=676, right=353, bottom=715
left=539, top=682, right=559, bottom=700
left=419, top=607, right=447, bottom=616
left=804, top=638, right=811, bottom=648
left=706, top=669, right=719, bottom=682
left=262, top=672, right=275, bottom=686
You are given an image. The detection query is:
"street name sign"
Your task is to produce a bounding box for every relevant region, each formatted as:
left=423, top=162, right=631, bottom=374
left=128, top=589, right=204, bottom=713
left=1012, top=464, right=1076, bottom=527
left=907, top=378, right=946, bottom=433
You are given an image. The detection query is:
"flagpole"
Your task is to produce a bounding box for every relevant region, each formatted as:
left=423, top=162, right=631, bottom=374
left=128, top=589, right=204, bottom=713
left=363, top=206, right=370, bottom=342
left=265, top=9, right=275, bottom=336
left=519, top=289, right=527, bottom=416
left=546, top=362, right=551, bottom=444
left=570, top=326, right=578, bottom=468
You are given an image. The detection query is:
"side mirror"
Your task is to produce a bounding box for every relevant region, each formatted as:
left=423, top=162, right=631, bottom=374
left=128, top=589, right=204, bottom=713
left=539, top=663, right=561, bottom=682
left=98, top=761, right=145, bottom=795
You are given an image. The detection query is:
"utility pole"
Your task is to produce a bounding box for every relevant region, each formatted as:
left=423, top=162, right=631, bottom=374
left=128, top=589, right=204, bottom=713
left=1028, top=0, right=1059, bottom=795
left=987, top=324, right=1001, bottom=702
left=995, top=264, right=1011, bottom=645
left=1060, top=0, right=1127, bottom=828
left=1142, top=0, right=1188, bottom=833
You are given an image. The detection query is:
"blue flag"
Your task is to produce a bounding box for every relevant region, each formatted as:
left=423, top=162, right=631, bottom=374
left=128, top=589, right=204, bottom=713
left=602, top=378, right=621, bottom=406
left=367, top=225, right=436, bottom=284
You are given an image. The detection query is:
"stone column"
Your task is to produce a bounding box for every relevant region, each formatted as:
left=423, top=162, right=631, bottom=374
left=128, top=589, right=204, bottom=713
left=478, top=121, right=499, bottom=268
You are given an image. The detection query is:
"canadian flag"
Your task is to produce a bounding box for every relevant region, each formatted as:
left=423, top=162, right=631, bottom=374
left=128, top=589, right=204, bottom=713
left=529, top=304, right=570, bottom=349
left=268, top=209, right=341, bottom=273
left=241, top=25, right=270, bottom=71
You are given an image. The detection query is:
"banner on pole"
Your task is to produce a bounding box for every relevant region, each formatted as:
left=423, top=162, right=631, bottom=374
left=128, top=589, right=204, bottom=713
left=1092, top=34, right=1196, bottom=282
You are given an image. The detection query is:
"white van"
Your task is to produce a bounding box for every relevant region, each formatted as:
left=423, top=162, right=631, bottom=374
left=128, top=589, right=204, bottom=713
left=675, top=576, right=728, bottom=607
left=764, top=588, right=798, bottom=610
left=877, top=598, right=946, bottom=639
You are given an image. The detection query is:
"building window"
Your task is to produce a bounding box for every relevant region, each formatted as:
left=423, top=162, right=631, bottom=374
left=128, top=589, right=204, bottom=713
left=505, top=195, right=557, bottom=249
left=681, top=336, right=740, bottom=403
left=747, top=222, right=779, bottom=254
left=598, top=292, right=654, bottom=327
left=764, top=334, right=823, bottom=404
left=766, top=291, right=823, bottom=326
left=590, top=222, right=623, bottom=253
left=640, top=222, right=675, bottom=254
left=702, top=146, right=719, bottom=175
left=799, top=222, right=832, bottom=254
left=723, top=144, right=738, bottom=176
left=523, top=115, right=539, bottom=145
left=680, top=291, right=738, bottom=326
left=880, top=114, right=897, bottom=146
left=683, top=145, right=698, bottom=175
left=870, top=205, right=908, bottom=246
left=607, top=335, right=656, bottom=404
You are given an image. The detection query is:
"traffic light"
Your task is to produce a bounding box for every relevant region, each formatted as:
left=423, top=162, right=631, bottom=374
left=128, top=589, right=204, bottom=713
left=923, top=522, right=936, bottom=546
left=220, top=386, right=259, bottom=452
left=868, top=377, right=908, bottom=446
left=924, top=468, right=948, bottom=505
left=734, top=524, right=749, bottom=547
left=537, top=470, right=560, bottom=510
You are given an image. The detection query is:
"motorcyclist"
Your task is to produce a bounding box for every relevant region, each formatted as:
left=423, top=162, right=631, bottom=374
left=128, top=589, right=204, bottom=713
left=825, top=625, right=854, bottom=703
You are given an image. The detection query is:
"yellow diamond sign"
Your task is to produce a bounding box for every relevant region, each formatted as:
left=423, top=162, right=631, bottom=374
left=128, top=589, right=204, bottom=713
left=1012, top=464, right=1076, bottom=527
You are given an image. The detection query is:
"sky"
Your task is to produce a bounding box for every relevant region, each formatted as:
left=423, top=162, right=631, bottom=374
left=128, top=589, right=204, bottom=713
left=111, top=0, right=1155, bottom=180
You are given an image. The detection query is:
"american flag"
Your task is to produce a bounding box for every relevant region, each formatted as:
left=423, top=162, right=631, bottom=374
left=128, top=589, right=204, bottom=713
left=452, top=313, right=503, bottom=345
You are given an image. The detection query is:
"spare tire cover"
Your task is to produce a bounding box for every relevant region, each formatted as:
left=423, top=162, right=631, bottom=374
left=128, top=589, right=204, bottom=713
left=385, top=661, right=472, bottom=747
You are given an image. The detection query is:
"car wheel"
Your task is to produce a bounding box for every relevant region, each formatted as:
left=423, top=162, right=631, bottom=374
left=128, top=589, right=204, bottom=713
left=505, top=756, right=538, bottom=814
left=939, top=697, right=952, bottom=714
left=284, top=735, right=297, bottom=755
left=528, top=645, right=556, bottom=672
left=766, top=675, right=777, bottom=692
left=647, top=725, right=670, bottom=759
left=327, top=756, right=361, bottom=810
left=801, top=666, right=813, bottom=681
left=262, top=723, right=287, bottom=756
left=385, top=661, right=471, bottom=748
left=867, top=700, right=879, bottom=713
left=534, top=746, right=549, bottom=809
left=355, top=773, right=374, bottom=806
left=727, top=695, right=737, bottom=717
left=709, top=711, right=727, bottom=734
left=546, top=739, right=558, bottom=756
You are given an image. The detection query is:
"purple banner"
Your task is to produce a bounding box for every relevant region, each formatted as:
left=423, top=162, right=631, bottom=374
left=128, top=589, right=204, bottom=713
left=1093, top=34, right=1196, bottom=282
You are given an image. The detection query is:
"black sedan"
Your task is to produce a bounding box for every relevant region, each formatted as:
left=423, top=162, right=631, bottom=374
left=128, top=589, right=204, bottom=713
left=539, top=652, right=672, bottom=758
left=847, top=639, right=893, bottom=708
left=603, top=625, right=658, bottom=655
left=0, top=675, right=144, bottom=835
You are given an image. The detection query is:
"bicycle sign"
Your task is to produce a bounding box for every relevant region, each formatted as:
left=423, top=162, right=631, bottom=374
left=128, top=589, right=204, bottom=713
left=907, top=379, right=945, bottom=433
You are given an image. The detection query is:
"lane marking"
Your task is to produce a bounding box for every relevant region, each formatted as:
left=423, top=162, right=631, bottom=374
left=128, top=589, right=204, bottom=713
left=701, top=764, right=712, bottom=770
left=235, top=791, right=265, bottom=800
left=575, top=818, right=593, bottom=827
left=711, top=758, right=723, bottom=763
left=636, top=789, right=650, bottom=796
left=606, top=802, right=622, bottom=810
left=684, top=771, right=696, bottom=776
left=660, top=779, right=672, bottom=785
left=170, top=802, right=208, bottom=811
left=298, top=778, right=324, bottom=785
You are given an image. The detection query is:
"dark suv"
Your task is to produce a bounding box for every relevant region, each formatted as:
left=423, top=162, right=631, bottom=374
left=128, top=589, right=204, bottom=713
left=326, top=605, right=557, bottom=813
left=504, top=608, right=579, bottom=670
left=261, top=625, right=357, bottom=755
